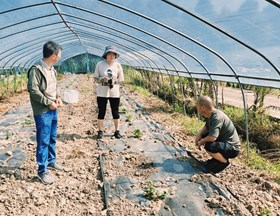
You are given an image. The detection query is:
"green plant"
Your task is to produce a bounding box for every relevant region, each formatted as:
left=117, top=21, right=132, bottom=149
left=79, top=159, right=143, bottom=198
left=0, top=73, right=27, bottom=98
left=22, top=119, right=35, bottom=125
left=247, top=149, right=269, bottom=170
left=133, top=129, right=143, bottom=138
left=177, top=113, right=204, bottom=136
left=119, top=108, right=128, bottom=114
left=143, top=181, right=168, bottom=201
left=57, top=74, right=64, bottom=81
left=249, top=86, right=272, bottom=115
left=5, top=130, right=12, bottom=140
left=130, top=85, right=151, bottom=97
left=80, top=86, right=91, bottom=93
left=173, top=103, right=184, bottom=113
left=243, top=146, right=280, bottom=183
left=260, top=207, right=272, bottom=216
left=126, top=114, right=133, bottom=122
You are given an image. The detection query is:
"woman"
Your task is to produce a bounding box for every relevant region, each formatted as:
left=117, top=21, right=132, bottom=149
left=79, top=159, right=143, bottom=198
left=94, top=45, right=124, bottom=139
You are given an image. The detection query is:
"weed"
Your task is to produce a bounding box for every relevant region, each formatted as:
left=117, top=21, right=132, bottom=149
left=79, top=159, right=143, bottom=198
left=0, top=73, right=27, bottom=98
left=242, top=147, right=280, bottom=183
left=119, top=108, right=128, bottom=114
left=57, top=74, right=63, bottom=81
left=173, top=103, right=184, bottom=113
left=178, top=114, right=204, bottom=136
left=80, top=86, right=91, bottom=93
left=126, top=115, right=133, bottom=122
left=22, top=119, right=34, bottom=126
left=130, top=85, right=151, bottom=97
left=5, top=130, right=12, bottom=140
left=260, top=207, right=272, bottom=216
left=143, top=181, right=168, bottom=201
left=133, top=129, right=143, bottom=138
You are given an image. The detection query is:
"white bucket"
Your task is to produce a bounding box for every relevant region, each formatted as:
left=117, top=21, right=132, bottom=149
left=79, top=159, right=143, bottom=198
left=63, top=89, right=79, bottom=104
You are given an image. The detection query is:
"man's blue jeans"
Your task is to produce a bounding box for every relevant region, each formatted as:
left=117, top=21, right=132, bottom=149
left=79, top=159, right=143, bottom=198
left=34, top=110, right=58, bottom=174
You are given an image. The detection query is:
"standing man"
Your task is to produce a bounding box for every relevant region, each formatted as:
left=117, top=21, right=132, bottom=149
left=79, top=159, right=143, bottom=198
left=195, top=96, right=241, bottom=173
left=28, top=41, right=63, bottom=184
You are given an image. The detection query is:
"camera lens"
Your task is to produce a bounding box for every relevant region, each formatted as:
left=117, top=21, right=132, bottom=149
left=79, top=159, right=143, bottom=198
left=107, top=69, right=112, bottom=78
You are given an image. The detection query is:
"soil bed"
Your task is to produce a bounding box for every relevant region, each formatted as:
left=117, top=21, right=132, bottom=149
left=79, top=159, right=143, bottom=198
left=0, top=74, right=279, bottom=216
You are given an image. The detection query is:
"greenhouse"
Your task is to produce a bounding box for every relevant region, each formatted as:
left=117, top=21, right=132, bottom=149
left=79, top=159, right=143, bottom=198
left=0, top=0, right=280, bottom=215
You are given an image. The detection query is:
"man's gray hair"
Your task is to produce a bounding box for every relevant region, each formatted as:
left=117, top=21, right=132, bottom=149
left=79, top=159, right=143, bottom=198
left=196, top=96, right=214, bottom=109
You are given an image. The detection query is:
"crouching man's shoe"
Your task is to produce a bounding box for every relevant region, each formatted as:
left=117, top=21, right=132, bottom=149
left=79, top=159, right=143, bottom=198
left=205, top=158, right=230, bottom=173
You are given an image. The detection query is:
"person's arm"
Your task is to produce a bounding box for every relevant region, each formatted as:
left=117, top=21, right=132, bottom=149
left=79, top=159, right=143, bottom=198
left=195, top=126, right=218, bottom=149
left=197, top=116, right=222, bottom=149
left=94, top=62, right=108, bottom=84
left=197, top=135, right=217, bottom=149
left=114, top=64, right=124, bottom=84
left=195, top=126, right=208, bottom=147
left=54, top=70, right=63, bottom=108
left=27, top=67, right=54, bottom=107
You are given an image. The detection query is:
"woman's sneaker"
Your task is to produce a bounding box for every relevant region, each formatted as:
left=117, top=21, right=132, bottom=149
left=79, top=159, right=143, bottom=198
left=114, top=130, right=122, bottom=139
left=97, top=130, right=104, bottom=139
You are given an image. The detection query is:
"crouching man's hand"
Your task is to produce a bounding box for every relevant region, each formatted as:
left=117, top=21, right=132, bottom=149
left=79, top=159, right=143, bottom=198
left=197, top=139, right=205, bottom=150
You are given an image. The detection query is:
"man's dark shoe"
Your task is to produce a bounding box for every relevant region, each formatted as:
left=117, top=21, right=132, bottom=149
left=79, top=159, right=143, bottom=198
left=114, top=130, right=122, bottom=139
left=205, top=158, right=217, bottom=165
left=202, top=158, right=216, bottom=167
left=47, top=163, right=64, bottom=171
left=205, top=159, right=230, bottom=173
left=38, top=171, right=54, bottom=185
left=97, top=130, right=104, bottom=139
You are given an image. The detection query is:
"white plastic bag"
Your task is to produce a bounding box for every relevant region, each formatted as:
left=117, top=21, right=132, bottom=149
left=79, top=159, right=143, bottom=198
left=63, top=89, right=79, bottom=104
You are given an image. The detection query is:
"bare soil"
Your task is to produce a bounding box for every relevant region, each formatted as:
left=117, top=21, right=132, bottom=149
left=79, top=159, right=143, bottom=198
left=0, top=74, right=279, bottom=216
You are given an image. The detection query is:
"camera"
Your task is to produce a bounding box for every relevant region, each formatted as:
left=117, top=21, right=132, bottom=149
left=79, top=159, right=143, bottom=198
left=107, top=69, right=113, bottom=89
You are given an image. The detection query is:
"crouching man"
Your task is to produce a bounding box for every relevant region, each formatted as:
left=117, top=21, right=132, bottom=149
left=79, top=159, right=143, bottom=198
left=195, top=96, right=240, bottom=173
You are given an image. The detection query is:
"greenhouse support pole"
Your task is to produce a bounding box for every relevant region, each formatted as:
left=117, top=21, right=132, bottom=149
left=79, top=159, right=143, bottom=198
left=163, top=65, right=175, bottom=108
left=240, top=84, right=250, bottom=160
left=0, top=70, right=2, bottom=98
left=159, top=70, right=166, bottom=103
left=6, top=69, right=9, bottom=97
left=156, top=72, right=160, bottom=97
left=19, top=65, right=23, bottom=92
left=13, top=67, right=17, bottom=95
left=175, top=75, right=187, bottom=115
